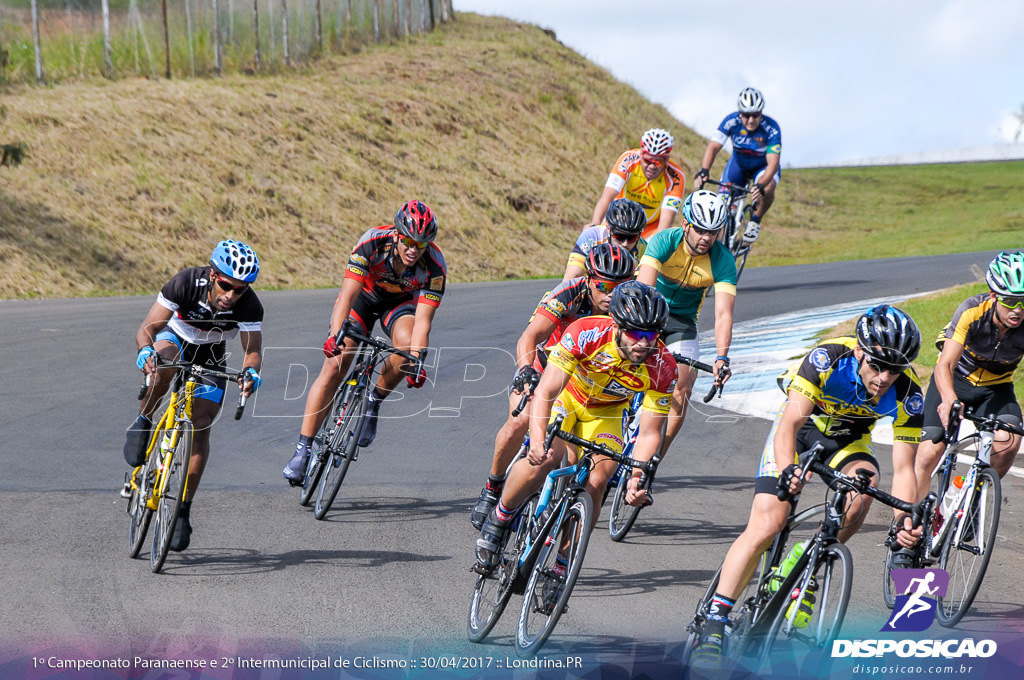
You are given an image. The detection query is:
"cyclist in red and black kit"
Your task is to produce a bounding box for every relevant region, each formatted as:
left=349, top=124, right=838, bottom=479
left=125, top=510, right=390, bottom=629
left=469, top=242, right=636, bottom=529
left=283, top=200, right=447, bottom=484
left=123, top=239, right=264, bottom=552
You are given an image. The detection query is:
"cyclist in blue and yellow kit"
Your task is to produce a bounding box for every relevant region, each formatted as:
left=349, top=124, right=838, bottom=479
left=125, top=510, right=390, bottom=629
left=693, top=87, right=782, bottom=244
left=637, top=190, right=736, bottom=455
left=692, top=305, right=926, bottom=668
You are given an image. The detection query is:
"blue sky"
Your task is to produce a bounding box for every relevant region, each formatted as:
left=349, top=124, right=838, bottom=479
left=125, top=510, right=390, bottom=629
left=453, top=0, right=1024, bottom=167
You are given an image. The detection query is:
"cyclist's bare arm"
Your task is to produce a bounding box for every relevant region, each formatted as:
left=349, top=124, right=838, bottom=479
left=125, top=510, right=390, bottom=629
left=635, top=263, right=658, bottom=287
left=695, top=141, right=724, bottom=188
left=932, top=337, right=966, bottom=427
left=712, top=290, right=735, bottom=384
left=408, top=300, right=437, bottom=356
left=135, top=303, right=174, bottom=373
left=239, top=330, right=263, bottom=397
left=328, top=277, right=364, bottom=339
left=654, top=205, right=677, bottom=234
left=515, top=315, right=557, bottom=372
left=527, top=365, right=572, bottom=465
left=774, top=391, right=816, bottom=496
left=625, top=408, right=666, bottom=504
left=891, top=440, right=923, bottom=548
left=589, top=185, right=618, bottom=228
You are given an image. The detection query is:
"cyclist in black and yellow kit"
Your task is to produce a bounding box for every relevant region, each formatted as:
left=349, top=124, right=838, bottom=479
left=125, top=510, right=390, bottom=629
left=469, top=242, right=636, bottom=529
left=915, top=251, right=1024, bottom=499
left=692, top=305, right=926, bottom=668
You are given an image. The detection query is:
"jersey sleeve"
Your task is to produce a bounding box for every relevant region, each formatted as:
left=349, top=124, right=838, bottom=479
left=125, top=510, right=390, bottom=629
left=547, top=328, right=583, bottom=375
left=637, top=229, right=676, bottom=272
left=157, top=269, right=195, bottom=312
left=604, top=149, right=638, bottom=193
left=892, top=376, right=925, bottom=444
left=660, top=164, right=686, bottom=215
left=640, top=348, right=677, bottom=415
left=417, top=245, right=447, bottom=308
left=345, top=228, right=383, bottom=282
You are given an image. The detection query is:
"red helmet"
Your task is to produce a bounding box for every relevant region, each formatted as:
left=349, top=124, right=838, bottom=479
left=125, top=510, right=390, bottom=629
left=394, top=200, right=438, bottom=243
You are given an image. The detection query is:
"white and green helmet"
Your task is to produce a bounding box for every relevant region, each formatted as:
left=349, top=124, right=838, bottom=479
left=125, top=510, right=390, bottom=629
left=986, top=251, right=1024, bottom=296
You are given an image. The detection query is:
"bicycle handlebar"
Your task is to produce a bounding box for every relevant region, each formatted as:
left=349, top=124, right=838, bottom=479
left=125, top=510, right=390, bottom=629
left=338, top=322, right=428, bottom=366
left=544, top=415, right=658, bottom=477
left=941, top=400, right=1024, bottom=444
left=702, top=178, right=752, bottom=196
left=793, top=443, right=935, bottom=528
left=511, top=373, right=540, bottom=417
left=137, top=355, right=251, bottom=419
left=672, top=353, right=726, bottom=403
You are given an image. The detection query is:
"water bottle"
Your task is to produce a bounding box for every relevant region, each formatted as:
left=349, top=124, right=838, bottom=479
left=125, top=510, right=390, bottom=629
left=939, top=475, right=965, bottom=521
left=769, top=540, right=808, bottom=592
left=787, top=577, right=817, bottom=628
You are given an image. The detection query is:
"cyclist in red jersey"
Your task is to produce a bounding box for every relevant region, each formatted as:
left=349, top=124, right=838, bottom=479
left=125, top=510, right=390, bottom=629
left=469, top=243, right=636, bottom=529
left=475, top=281, right=676, bottom=568
left=283, top=200, right=447, bottom=484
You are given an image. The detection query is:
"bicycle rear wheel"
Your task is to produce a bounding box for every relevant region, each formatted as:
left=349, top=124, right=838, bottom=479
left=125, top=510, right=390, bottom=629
left=313, top=385, right=365, bottom=520
left=759, top=542, right=853, bottom=674
left=516, top=493, right=593, bottom=656
left=935, top=466, right=1000, bottom=627
left=608, top=471, right=644, bottom=542
left=299, top=385, right=350, bottom=507
left=468, top=495, right=538, bottom=643
left=127, top=432, right=161, bottom=558
left=151, top=422, right=193, bottom=573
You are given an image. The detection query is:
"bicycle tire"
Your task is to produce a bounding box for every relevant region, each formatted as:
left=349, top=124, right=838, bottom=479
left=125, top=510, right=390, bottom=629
left=608, top=471, right=644, bottom=542
left=468, top=495, right=538, bottom=643
left=516, top=493, right=593, bottom=656
left=127, top=431, right=161, bottom=558
left=935, top=466, right=1001, bottom=627
left=299, top=384, right=350, bottom=507
left=759, top=542, right=853, bottom=673
left=881, top=516, right=899, bottom=610
left=313, top=386, right=365, bottom=520
left=151, top=421, right=193, bottom=573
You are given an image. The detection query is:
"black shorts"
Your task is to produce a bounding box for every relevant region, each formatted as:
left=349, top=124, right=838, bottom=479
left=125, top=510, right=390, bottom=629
left=662, top=315, right=698, bottom=346
left=921, top=372, right=1022, bottom=441
left=348, top=293, right=417, bottom=338
left=155, top=331, right=227, bottom=404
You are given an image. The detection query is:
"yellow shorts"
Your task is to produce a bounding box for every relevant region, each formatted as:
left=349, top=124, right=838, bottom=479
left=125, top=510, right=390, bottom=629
left=550, top=388, right=630, bottom=455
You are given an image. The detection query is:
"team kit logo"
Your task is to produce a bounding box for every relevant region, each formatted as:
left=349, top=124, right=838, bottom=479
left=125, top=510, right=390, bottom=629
left=831, top=568, right=997, bottom=660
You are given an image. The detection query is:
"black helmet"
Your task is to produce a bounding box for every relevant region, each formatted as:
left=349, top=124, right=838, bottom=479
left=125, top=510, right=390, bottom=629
left=855, top=304, right=920, bottom=368
left=586, top=242, right=635, bottom=281
left=605, top=198, right=647, bottom=238
left=609, top=280, right=668, bottom=332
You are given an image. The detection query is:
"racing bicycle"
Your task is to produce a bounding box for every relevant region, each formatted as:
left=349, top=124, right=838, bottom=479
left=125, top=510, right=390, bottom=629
left=467, top=416, right=657, bottom=655
left=703, top=178, right=755, bottom=281
left=683, top=444, right=934, bottom=676
left=882, top=401, right=1022, bottom=625
left=301, top=323, right=426, bottom=520
left=125, top=357, right=248, bottom=573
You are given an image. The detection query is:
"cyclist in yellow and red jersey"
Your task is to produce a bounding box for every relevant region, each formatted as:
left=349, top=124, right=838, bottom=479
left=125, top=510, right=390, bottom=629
left=475, top=281, right=676, bottom=568
left=914, top=251, right=1024, bottom=500
left=469, top=243, right=636, bottom=529
left=588, top=128, right=686, bottom=241
left=282, top=200, right=447, bottom=484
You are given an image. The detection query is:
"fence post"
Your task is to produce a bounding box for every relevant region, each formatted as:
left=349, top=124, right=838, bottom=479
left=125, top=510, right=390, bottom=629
left=372, top=0, right=380, bottom=43
left=102, top=0, right=113, bottom=77
left=253, top=0, right=261, bottom=69
left=30, top=0, right=45, bottom=84
left=213, top=0, right=223, bottom=74
left=315, top=0, right=323, bottom=52
left=161, top=0, right=171, bottom=78
left=282, top=0, right=290, bottom=66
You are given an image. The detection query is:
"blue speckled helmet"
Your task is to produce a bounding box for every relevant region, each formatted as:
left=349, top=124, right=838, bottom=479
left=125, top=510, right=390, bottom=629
left=210, top=239, right=260, bottom=283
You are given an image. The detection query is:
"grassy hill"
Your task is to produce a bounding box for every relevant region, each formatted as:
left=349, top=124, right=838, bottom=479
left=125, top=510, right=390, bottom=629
left=1, top=12, right=1022, bottom=299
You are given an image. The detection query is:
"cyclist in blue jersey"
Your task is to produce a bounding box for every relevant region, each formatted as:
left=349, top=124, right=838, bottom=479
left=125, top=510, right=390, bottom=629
left=563, top=198, right=647, bottom=280
left=693, top=87, right=781, bottom=244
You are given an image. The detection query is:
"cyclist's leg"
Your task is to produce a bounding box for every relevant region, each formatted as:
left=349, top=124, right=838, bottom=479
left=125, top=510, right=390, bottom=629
left=574, top=402, right=627, bottom=526
left=660, top=324, right=699, bottom=456
left=977, top=383, right=1023, bottom=478
left=830, top=450, right=880, bottom=542
left=472, top=388, right=531, bottom=528
left=123, top=333, right=183, bottom=466
left=751, top=165, right=780, bottom=219
left=916, top=373, right=949, bottom=499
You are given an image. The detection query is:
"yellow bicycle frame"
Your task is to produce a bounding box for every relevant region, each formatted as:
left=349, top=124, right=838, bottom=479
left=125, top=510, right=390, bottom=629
left=132, top=377, right=196, bottom=511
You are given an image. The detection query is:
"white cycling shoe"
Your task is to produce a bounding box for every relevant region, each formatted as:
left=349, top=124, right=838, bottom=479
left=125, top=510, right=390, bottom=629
left=742, top=221, right=761, bottom=243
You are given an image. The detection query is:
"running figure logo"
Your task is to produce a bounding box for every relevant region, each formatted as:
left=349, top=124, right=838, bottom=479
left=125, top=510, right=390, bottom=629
left=882, top=568, right=949, bottom=632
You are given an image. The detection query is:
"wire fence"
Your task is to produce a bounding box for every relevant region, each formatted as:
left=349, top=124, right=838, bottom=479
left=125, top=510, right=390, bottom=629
left=0, top=0, right=453, bottom=83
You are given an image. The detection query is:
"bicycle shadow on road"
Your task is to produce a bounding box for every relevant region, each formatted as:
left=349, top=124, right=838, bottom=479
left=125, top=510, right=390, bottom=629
left=301, top=495, right=478, bottom=523
left=153, top=547, right=451, bottom=576
left=576, top=566, right=718, bottom=597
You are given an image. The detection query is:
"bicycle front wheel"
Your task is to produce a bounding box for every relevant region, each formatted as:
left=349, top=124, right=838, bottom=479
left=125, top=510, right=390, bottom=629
left=759, top=542, right=853, bottom=673
left=468, top=495, right=538, bottom=643
left=299, top=385, right=350, bottom=507
left=151, top=422, right=193, bottom=573
left=936, top=466, right=1001, bottom=627
left=608, top=472, right=643, bottom=542
left=881, top=516, right=899, bottom=609
left=313, top=386, right=365, bottom=520
left=127, top=433, right=161, bottom=558
left=516, top=493, right=593, bottom=656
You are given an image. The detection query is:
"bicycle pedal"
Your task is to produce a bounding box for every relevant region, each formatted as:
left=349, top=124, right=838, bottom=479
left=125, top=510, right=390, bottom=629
left=120, top=482, right=132, bottom=499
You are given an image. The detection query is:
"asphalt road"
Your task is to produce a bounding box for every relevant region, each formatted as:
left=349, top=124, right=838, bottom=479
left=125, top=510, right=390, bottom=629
left=2, top=250, right=1020, bottom=678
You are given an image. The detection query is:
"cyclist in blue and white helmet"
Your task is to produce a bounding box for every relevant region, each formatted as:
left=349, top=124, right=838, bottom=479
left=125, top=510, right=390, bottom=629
left=694, top=86, right=782, bottom=245
left=122, top=240, right=265, bottom=554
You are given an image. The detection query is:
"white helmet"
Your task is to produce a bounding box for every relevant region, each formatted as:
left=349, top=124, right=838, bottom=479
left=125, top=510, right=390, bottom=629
left=683, top=190, right=727, bottom=232
left=641, top=128, right=674, bottom=156
left=737, top=87, right=765, bottom=114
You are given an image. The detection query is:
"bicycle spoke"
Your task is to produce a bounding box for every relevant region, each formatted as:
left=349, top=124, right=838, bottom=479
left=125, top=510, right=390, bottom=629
left=151, top=422, right=192, bottom=573
left=313, top=387, right=365, bottom=520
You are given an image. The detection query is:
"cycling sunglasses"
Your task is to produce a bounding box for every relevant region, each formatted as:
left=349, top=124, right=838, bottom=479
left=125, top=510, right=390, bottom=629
left=400, top=236, right=429, bottom=250
left=623, top=329, right=659, bottom=343
left=591, top=278, right=624, bottom=293
left=212, top=272, right=249, bottom=294
left=641, top=153, right=669, bottom=166
left=997, top=295, right=1024, bottom=310
left=864, top=357, right=907, bottom=375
